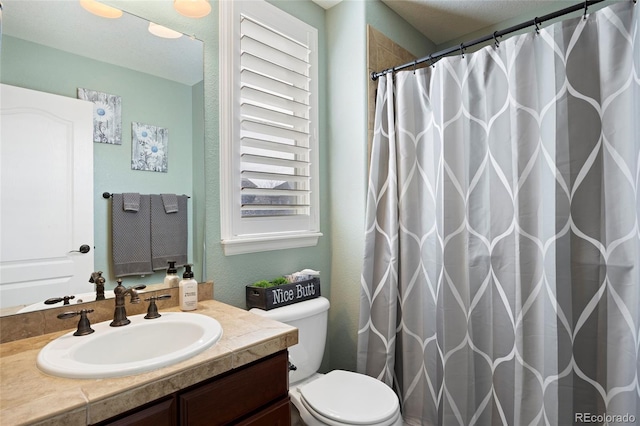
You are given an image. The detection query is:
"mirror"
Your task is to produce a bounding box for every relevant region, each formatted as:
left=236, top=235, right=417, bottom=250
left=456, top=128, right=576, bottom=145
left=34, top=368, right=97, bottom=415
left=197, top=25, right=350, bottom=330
left=0, top=1, right=204, bottom=315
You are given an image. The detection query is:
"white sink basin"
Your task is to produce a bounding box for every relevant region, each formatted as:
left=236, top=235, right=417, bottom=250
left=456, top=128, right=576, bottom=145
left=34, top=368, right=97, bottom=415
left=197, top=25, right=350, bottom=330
left=37, top=312, right=223, bottom=379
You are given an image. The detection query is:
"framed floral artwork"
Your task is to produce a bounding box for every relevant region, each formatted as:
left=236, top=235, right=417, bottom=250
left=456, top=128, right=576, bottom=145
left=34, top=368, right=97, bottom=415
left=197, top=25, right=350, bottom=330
left=77, top=88, right=122, bottom=144
left=131, top=122, right=168, bottom=173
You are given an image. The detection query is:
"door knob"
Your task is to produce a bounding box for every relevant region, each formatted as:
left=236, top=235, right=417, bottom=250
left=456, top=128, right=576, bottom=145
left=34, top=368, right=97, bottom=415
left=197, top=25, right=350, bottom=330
left=69, top=244, right=91, bottom=254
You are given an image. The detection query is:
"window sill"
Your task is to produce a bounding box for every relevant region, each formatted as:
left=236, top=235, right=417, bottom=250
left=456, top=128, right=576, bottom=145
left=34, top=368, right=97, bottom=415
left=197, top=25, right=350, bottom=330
left=221, top=232, right=322, bottom=256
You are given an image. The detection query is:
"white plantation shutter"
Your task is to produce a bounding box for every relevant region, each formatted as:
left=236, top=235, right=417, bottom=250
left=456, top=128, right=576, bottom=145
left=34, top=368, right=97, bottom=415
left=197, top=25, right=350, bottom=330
left=220, top=0, right=321, bottom=255
left=240, top=15, right=311, bottom=218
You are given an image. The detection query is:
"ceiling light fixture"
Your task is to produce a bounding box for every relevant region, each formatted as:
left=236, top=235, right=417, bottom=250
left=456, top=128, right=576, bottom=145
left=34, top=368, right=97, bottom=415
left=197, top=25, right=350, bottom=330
left=148, top=22, right=183, bottom=39
left=173, top=0, right=211, bottom=18
left=79, top=0, right=123, bottom=19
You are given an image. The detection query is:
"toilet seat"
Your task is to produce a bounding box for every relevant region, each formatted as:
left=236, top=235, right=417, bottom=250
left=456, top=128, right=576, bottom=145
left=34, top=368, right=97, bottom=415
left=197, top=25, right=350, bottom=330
left=299, top=397, right=402, bottom=426
left=298, top=370, right=400, bottom=426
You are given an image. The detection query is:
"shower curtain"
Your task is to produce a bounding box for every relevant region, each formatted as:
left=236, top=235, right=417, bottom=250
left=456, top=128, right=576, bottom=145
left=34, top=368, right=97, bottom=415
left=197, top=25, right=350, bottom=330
left=358, top=2, right=639, bottom=425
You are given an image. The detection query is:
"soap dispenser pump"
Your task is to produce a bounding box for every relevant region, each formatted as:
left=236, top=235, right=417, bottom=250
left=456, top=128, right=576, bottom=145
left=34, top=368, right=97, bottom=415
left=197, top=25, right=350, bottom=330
left=179, top=264, right=198, bottom=311
left=164, top=261, right=180, bottom=288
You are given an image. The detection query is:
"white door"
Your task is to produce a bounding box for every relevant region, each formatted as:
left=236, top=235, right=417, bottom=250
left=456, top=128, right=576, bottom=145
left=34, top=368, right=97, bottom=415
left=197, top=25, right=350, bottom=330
left=0, top=84, right=94, bottom=309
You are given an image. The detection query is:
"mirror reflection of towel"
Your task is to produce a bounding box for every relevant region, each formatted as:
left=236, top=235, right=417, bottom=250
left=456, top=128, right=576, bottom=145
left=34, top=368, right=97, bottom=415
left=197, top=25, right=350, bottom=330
left=161, top=193, right=178, bottom=213
left=151, top=194, right=188, bottom=270
left=112, top=194, right=153, bottom=277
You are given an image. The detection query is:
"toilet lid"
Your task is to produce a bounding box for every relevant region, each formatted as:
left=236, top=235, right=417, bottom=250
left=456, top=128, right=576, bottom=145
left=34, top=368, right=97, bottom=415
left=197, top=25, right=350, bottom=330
left=299, top=370, right=399, bottom=425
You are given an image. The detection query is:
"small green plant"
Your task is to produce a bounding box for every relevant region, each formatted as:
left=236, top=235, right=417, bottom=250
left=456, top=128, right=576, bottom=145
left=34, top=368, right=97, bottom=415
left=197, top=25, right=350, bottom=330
left=271, top=276, right=289, bottom=286
left=251, top=276, right=289, bottom=288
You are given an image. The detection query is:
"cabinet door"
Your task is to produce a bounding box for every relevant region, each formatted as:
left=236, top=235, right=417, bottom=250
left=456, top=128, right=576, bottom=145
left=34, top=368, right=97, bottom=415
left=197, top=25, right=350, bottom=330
left=96, top=396, right=176, bottom=426
left=235, top=397, right=291, bottom=426
left=180, top=351, right=289, bottom=425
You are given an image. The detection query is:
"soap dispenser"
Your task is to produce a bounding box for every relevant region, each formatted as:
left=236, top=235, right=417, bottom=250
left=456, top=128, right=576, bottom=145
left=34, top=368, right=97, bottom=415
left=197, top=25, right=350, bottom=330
left=179, top=264, right=198, bottom=311
left=164, top=261, right=180, bottom=288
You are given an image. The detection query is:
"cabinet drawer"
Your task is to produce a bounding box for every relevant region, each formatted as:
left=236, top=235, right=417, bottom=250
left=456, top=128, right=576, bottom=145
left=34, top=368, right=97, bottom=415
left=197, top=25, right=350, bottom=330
left=180, top=350, right=289, bottom=425
left=236, top=396, right=291, bottom=426
left=96, top=396, right=176, bottom=426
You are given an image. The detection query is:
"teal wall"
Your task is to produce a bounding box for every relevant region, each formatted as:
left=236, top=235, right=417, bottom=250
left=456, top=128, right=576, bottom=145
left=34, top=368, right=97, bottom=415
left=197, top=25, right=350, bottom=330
left=101, top=0, right=333, bottom=327
left=207, top=0, right=331, bottom=309
left=1, top=35, right=199, bottom=289
left=324, top=0, right=434, bottom=372
left=326, top=0, right=367, bottom=374
left=192, top=80, right=206, bottom=281
left=366, top=0, right=436, bottom=58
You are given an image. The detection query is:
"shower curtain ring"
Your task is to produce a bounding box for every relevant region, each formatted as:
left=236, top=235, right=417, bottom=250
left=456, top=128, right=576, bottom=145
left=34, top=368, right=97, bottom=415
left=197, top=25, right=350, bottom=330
left=493, top=31, right=500, bottom=49
left=460, top=43, right=466, bottom=58
left=533, top=17, right=540, bottom=34
left=428, top=54, right=435, bottom=68
left=412, top=60, right=417, bottom=74
left=583, top=0, right=588, bottom=19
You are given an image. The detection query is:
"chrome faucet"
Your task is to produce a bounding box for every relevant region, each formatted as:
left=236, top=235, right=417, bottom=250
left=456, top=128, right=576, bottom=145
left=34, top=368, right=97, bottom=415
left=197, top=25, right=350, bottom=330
left=110, top=279, right=146, bottom=327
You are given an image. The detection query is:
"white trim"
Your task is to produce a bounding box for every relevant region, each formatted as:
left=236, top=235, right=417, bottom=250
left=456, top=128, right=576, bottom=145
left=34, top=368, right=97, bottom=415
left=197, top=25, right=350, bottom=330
left=221, top=232, right=323, bottom=256
left=219, top=0, right=235, bottom=248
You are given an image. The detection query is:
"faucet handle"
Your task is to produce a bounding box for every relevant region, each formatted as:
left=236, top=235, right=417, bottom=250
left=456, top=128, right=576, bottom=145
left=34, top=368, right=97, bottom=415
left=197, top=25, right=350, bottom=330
left=57, top=309, right=95, bottom=336
left=45, top=295, right=76, bottom=306
left=144, top=294, right=171, bottom=319
left=129, top=285, right=147, bottom=304
left=88, top=271, right=104, bottom=283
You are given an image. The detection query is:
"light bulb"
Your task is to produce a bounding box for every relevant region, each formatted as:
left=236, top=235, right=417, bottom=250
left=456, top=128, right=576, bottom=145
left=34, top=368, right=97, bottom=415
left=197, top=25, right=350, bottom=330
left=148, top=22, right=183, bottom=39
left=174, top=0, right=211, bottom=18
left=79, top=0, right=123, bottom=19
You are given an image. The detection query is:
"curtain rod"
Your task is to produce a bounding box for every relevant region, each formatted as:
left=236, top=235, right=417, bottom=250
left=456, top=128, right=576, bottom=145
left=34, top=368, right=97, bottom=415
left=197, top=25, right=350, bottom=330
left=371, top=0, right=607, bottom=81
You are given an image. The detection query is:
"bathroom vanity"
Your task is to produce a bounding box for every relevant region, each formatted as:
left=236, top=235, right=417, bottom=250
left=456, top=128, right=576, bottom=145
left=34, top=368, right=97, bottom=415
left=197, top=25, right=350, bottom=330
left=97, top=350, right=290, bottom=425
left=0, top=299, right=297, bottom=425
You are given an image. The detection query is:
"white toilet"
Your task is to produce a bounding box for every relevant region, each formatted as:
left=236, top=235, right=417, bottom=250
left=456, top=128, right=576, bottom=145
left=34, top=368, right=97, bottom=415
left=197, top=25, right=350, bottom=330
left=250, top=297, right=403, bottom=426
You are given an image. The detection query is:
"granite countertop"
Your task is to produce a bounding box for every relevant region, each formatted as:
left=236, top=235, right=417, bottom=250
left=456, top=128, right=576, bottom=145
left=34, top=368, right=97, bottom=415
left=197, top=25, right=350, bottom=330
left=0, top=300, right=298, bottom=425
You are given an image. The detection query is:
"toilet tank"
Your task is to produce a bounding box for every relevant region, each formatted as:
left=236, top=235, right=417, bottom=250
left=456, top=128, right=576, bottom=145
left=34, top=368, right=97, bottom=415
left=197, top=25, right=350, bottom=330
left=250, top=297, right=330, bottom=385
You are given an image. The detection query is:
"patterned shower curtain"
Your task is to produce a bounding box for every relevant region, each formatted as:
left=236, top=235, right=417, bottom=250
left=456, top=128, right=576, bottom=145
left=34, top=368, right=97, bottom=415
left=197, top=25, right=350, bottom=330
left=358, top=2, right=639, bottom=425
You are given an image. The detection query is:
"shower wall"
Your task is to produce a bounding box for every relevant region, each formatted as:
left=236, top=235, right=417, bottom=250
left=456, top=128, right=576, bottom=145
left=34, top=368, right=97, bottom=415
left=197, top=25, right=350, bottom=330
left=366, top=26, right=416, bottom=163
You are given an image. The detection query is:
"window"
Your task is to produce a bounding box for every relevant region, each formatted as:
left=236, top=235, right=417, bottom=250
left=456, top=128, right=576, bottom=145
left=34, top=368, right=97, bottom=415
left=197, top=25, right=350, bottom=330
left=220, top=0, right=321, bottom=255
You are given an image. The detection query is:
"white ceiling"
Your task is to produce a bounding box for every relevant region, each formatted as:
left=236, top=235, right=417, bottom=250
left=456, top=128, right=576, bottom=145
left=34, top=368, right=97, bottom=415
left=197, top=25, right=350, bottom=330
left=381, top=0, right=573, bottom=45
left=2, top=0, right=204, bottom=86
left=314, top=0, right=577, bottom=46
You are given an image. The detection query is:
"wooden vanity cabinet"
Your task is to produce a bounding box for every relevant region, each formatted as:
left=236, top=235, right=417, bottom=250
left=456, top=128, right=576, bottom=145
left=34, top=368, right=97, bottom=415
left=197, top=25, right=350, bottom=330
left=98, top=396, right=177, bottom=426
left=95, top=350, right=290, bottom=426
left=180, top=349, right=290, bottom=425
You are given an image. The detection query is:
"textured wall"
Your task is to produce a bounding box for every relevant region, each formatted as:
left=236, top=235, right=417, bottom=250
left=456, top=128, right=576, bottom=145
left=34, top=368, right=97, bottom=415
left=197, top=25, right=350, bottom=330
left=326, top=0, right=368, bottom=372
left=367, top=26, right=418, bottom=162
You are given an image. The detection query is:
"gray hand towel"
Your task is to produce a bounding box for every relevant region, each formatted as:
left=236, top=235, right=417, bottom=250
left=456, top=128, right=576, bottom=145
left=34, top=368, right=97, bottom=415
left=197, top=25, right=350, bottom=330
left=123, top=193, right=140, bottom=212
left=161, top=193, right=179, bottom=213
left=151, top=194, right=188, bottom=270
left=112, top=194, right=153, bottom=277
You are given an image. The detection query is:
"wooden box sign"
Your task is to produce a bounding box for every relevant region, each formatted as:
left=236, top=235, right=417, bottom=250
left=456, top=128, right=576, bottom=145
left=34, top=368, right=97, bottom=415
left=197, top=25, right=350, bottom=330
left=246, top=277, right=320, bottom=310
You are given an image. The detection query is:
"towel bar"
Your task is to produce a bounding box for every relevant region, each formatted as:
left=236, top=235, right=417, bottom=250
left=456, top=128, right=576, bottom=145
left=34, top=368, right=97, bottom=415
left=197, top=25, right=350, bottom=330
left=102, top=192, right=190, bottom=199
